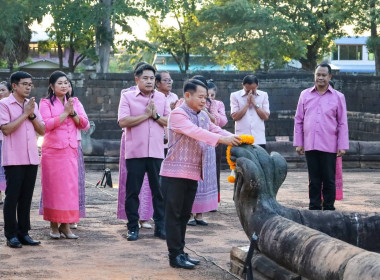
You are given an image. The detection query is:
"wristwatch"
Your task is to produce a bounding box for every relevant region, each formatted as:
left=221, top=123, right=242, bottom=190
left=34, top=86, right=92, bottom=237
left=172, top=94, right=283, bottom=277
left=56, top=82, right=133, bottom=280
left=28, top=114, right=37, bottom=121
left=255, top=104, right=260, bottom=109
left=69, top=111, right=77, bottom=117
left=153, top=113, right=161, bottom=121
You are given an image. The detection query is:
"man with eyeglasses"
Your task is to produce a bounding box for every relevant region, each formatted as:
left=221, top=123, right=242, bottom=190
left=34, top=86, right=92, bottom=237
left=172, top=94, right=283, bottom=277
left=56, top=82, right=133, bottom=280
left=155, top=71, right=178, bottom=110
left=0, top=71, right=45, bottom=248
left=118, top=64, right=170, bottom=241
left=155, top=71, right=178, bottom=155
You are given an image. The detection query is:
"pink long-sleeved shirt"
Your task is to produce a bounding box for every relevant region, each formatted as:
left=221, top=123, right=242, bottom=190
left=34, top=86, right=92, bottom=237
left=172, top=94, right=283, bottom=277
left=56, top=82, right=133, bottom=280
left=160, top=104, right=232, bottom=181
left=39, top=97, right=89, bottom=149
left=293, top=85, right=349, bottom=153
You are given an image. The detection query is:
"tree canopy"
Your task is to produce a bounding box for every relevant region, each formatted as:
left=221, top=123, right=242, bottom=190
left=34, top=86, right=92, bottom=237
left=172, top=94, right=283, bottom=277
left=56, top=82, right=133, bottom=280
left=0, top=0, right=379, bottom=74
left=198, top=0, right=353, bottom=71
left=348, top=0, right=380, bottom=75
left=0, top=0, right=46, bottom=70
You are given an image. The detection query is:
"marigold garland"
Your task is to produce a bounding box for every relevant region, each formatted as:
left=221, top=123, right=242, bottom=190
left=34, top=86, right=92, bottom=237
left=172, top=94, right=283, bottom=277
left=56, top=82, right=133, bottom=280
left=226, top=135, right=254, bottom=183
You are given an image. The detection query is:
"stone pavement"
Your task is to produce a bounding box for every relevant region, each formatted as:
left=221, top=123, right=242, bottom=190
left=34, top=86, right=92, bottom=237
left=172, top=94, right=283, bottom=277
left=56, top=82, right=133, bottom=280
left=0, top=169, right=379, bottom=280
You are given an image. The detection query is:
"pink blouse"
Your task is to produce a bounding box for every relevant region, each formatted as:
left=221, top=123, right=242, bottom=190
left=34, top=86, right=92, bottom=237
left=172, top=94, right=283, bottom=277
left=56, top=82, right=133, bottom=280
left=39, top=97, right=89, bottom=149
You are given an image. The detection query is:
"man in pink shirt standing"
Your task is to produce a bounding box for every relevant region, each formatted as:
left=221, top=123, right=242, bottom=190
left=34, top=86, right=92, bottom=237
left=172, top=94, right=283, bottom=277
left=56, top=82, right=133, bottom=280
left=0, top=71, right=45, bottom=248
left=118, top=64, right=170, bottom=241
left=294, top=64, right=349, bottom=211
left=160, top=79, right=241, bottom=269
left=155, top=71, right=178, bottom=156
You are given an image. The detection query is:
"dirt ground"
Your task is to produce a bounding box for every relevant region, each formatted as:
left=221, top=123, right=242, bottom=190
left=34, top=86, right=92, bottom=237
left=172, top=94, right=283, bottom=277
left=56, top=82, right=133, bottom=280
left=0, top=169, right=379, bottom=280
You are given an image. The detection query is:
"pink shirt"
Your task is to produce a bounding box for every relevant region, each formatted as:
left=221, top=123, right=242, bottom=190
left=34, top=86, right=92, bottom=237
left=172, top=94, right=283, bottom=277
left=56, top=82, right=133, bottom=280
left=160, top=105, right=232, bottom=181
left=230, top=89, right=270, bottom=144
left=210, top=100, right=228, bottom=127
left=165, top=91, right=179, bottom=106
left=0, top=94, right=44, bottom=166
left=39, top=97, right=89, bottom=149
left=118, top=87, right=170, bottom=159
left=293, top=85, right=349, bottom=153
left=164, top=91, right=178, bottom=148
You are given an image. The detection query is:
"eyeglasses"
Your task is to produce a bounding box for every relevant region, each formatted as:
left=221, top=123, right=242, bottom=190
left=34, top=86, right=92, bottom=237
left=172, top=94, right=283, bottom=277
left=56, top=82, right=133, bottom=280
left=18, top=82, right=34, bottom=88
left=162, top=79, right=173, bottom=84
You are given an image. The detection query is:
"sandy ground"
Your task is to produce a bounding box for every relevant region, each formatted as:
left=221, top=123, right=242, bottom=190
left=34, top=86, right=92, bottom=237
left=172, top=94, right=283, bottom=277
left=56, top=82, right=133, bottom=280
left=0, top=169, right=379, bottom=280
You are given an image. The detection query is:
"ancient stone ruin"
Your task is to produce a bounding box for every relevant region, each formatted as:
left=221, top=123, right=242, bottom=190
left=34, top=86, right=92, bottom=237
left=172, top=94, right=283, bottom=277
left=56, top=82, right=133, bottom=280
left=230, top=144, right=380, bottom=280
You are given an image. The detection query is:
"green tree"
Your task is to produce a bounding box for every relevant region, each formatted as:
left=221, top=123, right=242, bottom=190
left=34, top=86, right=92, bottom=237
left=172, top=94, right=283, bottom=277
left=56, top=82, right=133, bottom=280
left=125, top=0, right=203, bottom=73
left=47, top=0, right=97, bottom=73
left=92, top=0, right=144, bottom=73
left=0, top=0, right=46, bottom=70
left=198, top=0, right=304, bottom=71
left=199, top=0, right=352, bottom=71
left=348, top=0, right=380, bottom=75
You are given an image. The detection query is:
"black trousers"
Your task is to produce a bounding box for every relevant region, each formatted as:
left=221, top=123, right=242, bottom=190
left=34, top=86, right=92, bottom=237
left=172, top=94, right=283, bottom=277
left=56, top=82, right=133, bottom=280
left=305, top=150, right=337, bottom=210
left=3, top=165, right=38, bottom=239
left=161, top=176, right=198, bottom=260
left=125, top=157, right=164, bottom=231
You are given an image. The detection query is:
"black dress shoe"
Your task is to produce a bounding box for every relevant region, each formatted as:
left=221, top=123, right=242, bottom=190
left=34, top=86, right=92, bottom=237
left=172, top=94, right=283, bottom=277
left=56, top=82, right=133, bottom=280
left=195, top=218, right=208, bottom=226
left=187, top=219, right=196, bottom=226
left=18, top=235, right=41, bottom=246
left=127, top=230, right=139, bottom=241
left=154, top=227, right=166, bottom=240
left=184, top=253, right=200, bottom=265
left=6, top=237, right=22, bottom=248
left=170, top=254, right=195, bottom=269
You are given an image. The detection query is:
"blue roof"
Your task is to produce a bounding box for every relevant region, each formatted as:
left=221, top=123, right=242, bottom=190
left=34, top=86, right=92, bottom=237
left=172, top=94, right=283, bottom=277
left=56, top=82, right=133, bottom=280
left=335, top=64, right=375, bottom=73
left=334, top=37, right=368, bottom=45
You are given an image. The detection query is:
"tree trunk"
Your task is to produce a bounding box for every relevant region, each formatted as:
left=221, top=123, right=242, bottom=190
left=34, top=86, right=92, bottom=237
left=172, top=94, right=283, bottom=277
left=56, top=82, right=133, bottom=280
left=95, top=0, right=113, bottom=73
left=369, top=0, right=379, bottom=76
left=68, top=34, right=75, bottom=73
left=57, top=42, right=64, bottom=70
left=300, top=39, right=321, bottom=71
left=184, top=51, right=190, bottom=73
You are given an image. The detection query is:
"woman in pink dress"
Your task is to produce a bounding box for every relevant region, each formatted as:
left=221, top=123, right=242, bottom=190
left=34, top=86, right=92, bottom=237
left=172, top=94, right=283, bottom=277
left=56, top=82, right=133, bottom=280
left=38, top=80, right=90, bottom=229
left=207, top=80, right=228, bottom=203
left=0, top=81, right=12, bottom=204
left=39, top=71, right=89, bottom=239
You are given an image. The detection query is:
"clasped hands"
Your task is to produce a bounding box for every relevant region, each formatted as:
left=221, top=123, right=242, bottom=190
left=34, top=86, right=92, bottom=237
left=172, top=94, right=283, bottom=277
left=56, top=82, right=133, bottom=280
left=24, top=97, right=36, bottom=118
left=64, top=98, right=75, bottom=115
left=246, top=90, right=257, bottom=107
left=145, top=100, right=157, bottom=119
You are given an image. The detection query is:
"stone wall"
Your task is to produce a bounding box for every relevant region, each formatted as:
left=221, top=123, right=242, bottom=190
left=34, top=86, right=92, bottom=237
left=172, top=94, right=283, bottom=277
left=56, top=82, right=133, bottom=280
left=1, top=70, right=379, bottom=141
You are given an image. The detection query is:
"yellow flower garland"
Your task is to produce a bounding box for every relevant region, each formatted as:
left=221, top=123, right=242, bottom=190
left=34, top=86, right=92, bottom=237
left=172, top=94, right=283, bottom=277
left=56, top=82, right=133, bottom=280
left=226, top=135, right=254, bottom=183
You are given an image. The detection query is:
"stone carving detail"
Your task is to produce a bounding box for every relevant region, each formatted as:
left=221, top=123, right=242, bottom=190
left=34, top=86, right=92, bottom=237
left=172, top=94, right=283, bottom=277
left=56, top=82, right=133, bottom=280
left=232, top=144, right=380, bottom=280
left=81, top=121, right=120, bottom=157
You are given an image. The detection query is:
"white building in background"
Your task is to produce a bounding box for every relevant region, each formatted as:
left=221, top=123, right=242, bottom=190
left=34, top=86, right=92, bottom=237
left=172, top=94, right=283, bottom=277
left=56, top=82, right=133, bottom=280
left=330, top=37, right=375, bottom=74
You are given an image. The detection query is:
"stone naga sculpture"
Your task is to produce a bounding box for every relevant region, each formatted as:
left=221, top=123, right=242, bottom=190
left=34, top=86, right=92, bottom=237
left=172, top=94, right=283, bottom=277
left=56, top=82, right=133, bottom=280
left=81, top=121, right=120, bottom=157
left=231, top=144, right=380, bottom=280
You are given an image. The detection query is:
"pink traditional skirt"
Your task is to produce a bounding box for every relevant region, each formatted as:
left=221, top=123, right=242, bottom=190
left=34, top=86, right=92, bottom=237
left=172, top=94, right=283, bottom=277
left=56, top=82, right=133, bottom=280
left=0, top=141, right=6, bottom=191
left=117, top=132, right=153, bottom=221
left=320, top=156, right=343, bottom=201
left=335, top=157, right=343, bottom=200
left=41, top=146, right=79, bottom=223
left=192, top=145, right=218, bottom=213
